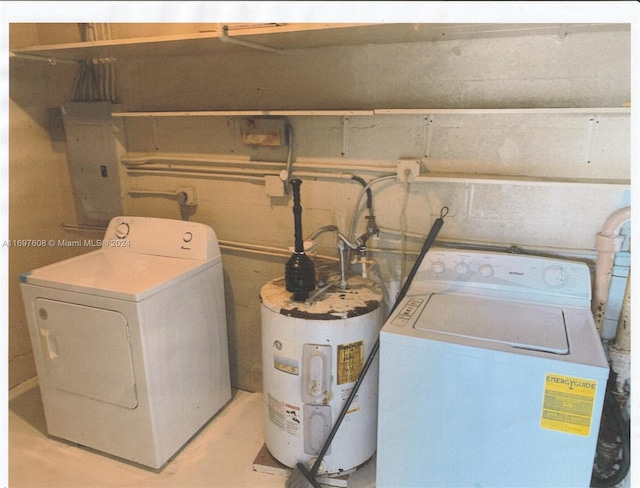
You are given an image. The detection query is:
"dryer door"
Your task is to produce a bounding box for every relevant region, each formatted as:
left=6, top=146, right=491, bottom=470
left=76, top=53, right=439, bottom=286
left=34, top=298, right=138, bottom=408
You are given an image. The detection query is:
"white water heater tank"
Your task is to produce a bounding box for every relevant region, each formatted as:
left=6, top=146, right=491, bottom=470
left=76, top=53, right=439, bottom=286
left=261, top=275, right=384, bottom=475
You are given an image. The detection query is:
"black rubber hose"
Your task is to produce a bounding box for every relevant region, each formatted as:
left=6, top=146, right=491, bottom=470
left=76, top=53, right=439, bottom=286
left=591, top=390, right=631, bottom=487
left=351, top=175, right=372, bottom=210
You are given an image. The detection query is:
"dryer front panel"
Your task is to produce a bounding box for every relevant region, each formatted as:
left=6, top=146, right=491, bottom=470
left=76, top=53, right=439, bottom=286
left=34, top=298, right=138, bottom=409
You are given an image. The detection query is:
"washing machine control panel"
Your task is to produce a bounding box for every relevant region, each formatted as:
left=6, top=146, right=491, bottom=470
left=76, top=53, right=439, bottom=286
left=414, top=248, right=591, bottom=306
left=390, top=298, right=426, bottom=327
left=103, top=216, right=220, bottom=261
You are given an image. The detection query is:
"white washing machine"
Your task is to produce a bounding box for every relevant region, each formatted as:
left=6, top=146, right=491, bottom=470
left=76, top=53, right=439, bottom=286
left=20, top=216, right=231, bottom=469
left=377, top=248, right=609, bottom=487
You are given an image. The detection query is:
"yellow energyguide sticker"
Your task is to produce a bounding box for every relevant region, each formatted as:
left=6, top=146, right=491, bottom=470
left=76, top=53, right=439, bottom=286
left=541, top=373, right=598, bottom=436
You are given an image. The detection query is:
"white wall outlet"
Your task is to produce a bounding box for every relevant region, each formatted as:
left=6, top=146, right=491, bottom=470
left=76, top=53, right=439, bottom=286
left=177, top=187, right=198, bottom=206
left=397, top=159, right=421, bottom=182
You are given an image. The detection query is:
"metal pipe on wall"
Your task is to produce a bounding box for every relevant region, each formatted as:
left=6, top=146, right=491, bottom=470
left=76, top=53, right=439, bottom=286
left=592, top=206, right=631, bottom=334
left=124, top=168, right=387, bottom=184
left=121, top=155, right=397, bottom=175
left=608, top=270, right=631, bottom=404
left=126, top=169, right=266, bottom=182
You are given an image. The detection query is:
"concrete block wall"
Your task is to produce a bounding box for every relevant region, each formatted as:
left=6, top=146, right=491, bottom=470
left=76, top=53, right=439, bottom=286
left=8, top=23, right=631, bottom=392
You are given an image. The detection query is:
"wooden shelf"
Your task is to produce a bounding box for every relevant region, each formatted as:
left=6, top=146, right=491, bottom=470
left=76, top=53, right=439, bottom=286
left=375, top=107, right=631, bottom=115
left=11, top=23, right=628, bottom=63
left=112, top=110, right=374, bottom=117
left=111, top=107, right=630, bottom=118
left=10, top=23, right=375, bottom=61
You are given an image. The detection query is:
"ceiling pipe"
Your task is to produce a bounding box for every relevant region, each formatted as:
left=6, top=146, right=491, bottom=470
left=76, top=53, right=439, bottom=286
left=217, top=24, right=282, bottom=54
left=9, top=51, right=80, bottom=66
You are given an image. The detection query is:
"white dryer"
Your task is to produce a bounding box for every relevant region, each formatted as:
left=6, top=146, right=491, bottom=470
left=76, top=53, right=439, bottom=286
left=377, top=248, right=609, bottom=487
left=20, top=216, right=231, bottom=469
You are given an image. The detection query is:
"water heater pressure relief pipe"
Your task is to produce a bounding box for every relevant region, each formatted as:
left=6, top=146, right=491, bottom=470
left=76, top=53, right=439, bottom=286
left=285, top=179, right=316, bottom=302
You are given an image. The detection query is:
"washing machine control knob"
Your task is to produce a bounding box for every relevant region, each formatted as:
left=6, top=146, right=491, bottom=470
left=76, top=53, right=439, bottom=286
left=115, top=222, right=130, bottom=239
left=431, top=261, right=446, bottom=274
left=479, top=264, right=494, bottom=278
left=455, top=262, right=469, bottom=275
left=543, top=266, right=566, bottom=287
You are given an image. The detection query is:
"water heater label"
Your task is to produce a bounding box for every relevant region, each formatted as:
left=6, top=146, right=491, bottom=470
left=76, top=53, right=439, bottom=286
left=268, top=394, right=301, bottom=436
left=540, top=373, right=597, bottom=436
left=272, top=339, right=299, bottom=375
left=337, top=341, right=364, bottom=385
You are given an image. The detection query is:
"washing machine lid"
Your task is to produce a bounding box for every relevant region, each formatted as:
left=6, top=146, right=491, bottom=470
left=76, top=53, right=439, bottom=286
left=414, top=294, right=569, bottom=354
left=21, top=249, right=217, bottom=301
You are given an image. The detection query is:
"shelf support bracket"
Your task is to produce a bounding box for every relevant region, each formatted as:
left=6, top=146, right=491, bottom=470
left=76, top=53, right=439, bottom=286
left=586, top=115, right=599, bottom=164
left=556, top=24, right=569, bottom=42
left=423, top=115, right=434, bottom=158
left=341, top=116, right=349, bottom=157
left=152, top=119, right=160, bottom=151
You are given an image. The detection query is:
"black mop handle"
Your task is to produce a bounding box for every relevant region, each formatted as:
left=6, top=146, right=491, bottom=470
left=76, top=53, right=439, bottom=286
left=308, top=207, right=449, bottom=477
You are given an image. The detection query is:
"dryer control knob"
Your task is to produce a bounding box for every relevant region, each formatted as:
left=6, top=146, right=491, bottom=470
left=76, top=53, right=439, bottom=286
left=115, top=222, right=130, bottom=239
left=479, top=264, right=494, bottom=278
left=455, top=262, right=469, bottom=275
left=431, top=261, right=446, bottom=274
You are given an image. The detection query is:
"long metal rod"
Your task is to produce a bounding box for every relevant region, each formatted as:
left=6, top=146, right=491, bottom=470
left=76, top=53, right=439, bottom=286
left=307, top=206, right=448, bottom=478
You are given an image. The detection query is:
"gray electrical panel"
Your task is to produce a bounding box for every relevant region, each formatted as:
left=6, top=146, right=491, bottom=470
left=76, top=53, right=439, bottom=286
left=62, top=102, right=122, bottom=223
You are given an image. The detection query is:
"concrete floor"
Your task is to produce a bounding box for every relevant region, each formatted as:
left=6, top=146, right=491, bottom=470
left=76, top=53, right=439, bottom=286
left=8, top=378, right=376, bottom=488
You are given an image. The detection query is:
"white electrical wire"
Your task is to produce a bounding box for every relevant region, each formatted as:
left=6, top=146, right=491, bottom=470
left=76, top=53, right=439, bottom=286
left=348, top=174, right=397, bottom=242
left=72, top=22, right=117, bottom=102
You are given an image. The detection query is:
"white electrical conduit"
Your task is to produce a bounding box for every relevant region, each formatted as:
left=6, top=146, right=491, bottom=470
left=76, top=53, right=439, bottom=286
left=126, top=164, right=281, bottom=176
left=349, top=175, right=398, bottom=241
left=281, top=123, right=294, bottom=187
left=128, top=190, right=181, bottom=198
left=121, top=155, right=284, bottom=167
left=121, top=155, right=396, bottom=175
left=125, top=167, right=390, bottom=185
left=592, top=206, right=631, bottom=334
left=126, top=169, right=266, bottom=182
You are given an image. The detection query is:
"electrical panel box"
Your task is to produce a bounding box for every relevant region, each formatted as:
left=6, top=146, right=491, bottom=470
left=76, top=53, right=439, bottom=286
left=62, top=102, right=123, bottom=222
